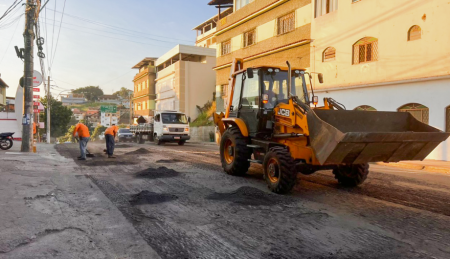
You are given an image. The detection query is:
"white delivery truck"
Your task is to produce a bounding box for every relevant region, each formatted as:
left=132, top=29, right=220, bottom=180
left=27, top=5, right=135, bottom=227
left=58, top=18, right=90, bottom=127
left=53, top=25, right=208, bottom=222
left=130, top=110, right=190, bottom=145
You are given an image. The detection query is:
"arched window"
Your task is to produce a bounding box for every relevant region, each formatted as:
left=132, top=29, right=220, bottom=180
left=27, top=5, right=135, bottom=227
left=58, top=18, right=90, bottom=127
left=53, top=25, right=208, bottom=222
left=353, top=37, right=378, bottom=65
left=323, top=47, right=336, bottom=62
left=446, top=106, right=450, bottom=132
left=408, top=25, right=421, bottom=41
left=398, top=103, right=429, bottom=124
left=354, top=105, right=377, bottom=111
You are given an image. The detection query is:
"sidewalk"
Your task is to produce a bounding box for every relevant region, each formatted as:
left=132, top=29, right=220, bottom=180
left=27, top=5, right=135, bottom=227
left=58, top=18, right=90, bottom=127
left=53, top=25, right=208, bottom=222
left=0, top=142, right=159, bottom=258
left=375, top=160, right=450, bottom=174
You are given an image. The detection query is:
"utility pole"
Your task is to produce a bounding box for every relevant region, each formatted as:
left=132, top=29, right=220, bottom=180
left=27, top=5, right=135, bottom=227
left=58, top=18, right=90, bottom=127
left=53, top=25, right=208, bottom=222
left=21, top=0, right=36, bottom=152
left=46, top=75, right=50, bottom=143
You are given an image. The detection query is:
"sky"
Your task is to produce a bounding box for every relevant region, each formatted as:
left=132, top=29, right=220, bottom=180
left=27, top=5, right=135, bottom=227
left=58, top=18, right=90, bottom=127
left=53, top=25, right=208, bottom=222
left=0, top=0, right=217, bottom=98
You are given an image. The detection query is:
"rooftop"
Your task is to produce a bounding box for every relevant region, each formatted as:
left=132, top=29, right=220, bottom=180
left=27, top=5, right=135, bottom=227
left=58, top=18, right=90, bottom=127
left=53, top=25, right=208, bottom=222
left=155, top=45, right=216, bottom=67
left=132, top=57, right=158, bottom=69
left=208, top=0, right=233, bottom=5
left=192, top=7, right=233, bottom=30
left=0, top=77, right=9, bottom=88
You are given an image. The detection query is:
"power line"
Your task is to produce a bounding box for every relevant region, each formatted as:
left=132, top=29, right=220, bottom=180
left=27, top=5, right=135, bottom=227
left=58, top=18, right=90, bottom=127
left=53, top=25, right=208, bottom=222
left=47, top=7, right=194, bottom=43
left=0, top=0, right=23, bottom=21
left=42, top=16, right=193, bottom=45
left=49, top=0, right=56, bottom=69
left=49, top=0, right=66, bottom=67
left=0, top=13, right=22, bottom=65
left=40, top=20, right=171, bottom=48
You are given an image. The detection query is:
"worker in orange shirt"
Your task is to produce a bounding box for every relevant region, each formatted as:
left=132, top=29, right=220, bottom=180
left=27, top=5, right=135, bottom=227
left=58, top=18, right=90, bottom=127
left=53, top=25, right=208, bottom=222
left=104, top=124, right=119, bottom=158
left=73, top=121, right=90, bottom=160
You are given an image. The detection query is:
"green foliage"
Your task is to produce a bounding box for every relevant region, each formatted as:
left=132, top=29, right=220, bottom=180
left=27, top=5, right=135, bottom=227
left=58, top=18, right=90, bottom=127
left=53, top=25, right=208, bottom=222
left=58, top=125, right=76, bottom=143
left=40, top=96, right=73, bottom=137
left=91, top=125, right=106, bottom=141
left=118, top=124, right=128, bottom=129
left=73, top=86, right=104, bottom=102
left=68, top=102, right=113, bottom=112
left=113, top=87, right=133, bottom=99
left=190, top=101, right=216, bottom=127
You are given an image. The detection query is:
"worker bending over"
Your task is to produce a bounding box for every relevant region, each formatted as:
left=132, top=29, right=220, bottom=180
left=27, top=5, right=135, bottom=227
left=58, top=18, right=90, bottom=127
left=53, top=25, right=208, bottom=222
left=105, top=124, right=119, bottom=158
left=73, top=122, right=90, bottom=160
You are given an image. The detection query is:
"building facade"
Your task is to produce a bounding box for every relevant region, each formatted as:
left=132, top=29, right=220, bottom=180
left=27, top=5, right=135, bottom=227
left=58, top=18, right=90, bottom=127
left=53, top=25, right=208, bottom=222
left=310, top=0, right=450, bottom=160
left=132, top=58, right=158, bottom=122
left=100, top=111, right=119, bottom=127
left=0, top=76, right=9, bottom=107
left=61, top=93, right=87, bottom=106
left=155, top=45, right=216, bottom=120
left=194, top=8, right=233, bottom=49
left=211, top=0, right=312, bottom=112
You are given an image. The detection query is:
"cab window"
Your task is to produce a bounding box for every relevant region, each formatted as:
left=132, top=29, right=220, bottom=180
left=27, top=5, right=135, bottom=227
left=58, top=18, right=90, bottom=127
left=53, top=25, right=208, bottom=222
left=241, top=70, right=259, bottom=109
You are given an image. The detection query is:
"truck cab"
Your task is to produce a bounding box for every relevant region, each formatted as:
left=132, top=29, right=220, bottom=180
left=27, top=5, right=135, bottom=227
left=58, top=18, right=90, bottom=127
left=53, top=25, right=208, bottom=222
left=153, top=111, right=190, bottom=145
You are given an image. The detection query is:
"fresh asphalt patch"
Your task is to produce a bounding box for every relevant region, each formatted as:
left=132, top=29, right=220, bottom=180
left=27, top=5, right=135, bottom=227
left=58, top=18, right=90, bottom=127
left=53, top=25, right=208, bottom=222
left=206, top=186, right=293, bottom=206
left=156, top=159, right=183, bottom=163
left=129, top=190, right=178, bottom=206
left=114, top=144, right=133, bottom=149
left=124, top=148, right=151, bottom=155
left=135, top=166, right=181, bottom=179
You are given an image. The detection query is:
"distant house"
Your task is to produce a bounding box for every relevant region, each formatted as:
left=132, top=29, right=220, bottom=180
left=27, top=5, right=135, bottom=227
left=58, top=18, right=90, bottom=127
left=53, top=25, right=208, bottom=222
left=0, top=75, right=9, bottom=107
left=61, top=93, right=87, bottom=106
left=72, top=109, right=85, bottom=121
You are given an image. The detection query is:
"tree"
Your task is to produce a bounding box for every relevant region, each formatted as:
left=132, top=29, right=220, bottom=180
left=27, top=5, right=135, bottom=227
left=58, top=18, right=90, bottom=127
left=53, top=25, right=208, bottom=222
left=40, top=96, right=73, bottom=137
left=91, top=125, right=106, bottom=141
left=113, top=87, right=133, bottom=99
left=73, top=86, right=104, bottom=102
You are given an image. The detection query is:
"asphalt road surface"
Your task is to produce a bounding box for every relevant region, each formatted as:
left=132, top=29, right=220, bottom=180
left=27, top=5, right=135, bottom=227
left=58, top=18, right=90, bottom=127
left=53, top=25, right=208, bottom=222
left=56, top=141, right=450, bottom=259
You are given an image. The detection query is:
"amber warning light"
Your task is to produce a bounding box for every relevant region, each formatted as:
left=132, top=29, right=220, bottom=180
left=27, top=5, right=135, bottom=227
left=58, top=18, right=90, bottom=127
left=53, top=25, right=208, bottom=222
left=262, top=94, right=269, bottom=104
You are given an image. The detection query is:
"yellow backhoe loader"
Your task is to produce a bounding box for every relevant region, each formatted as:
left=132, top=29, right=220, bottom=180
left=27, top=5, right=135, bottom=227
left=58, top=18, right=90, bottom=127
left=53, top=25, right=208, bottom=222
left=214, top=58, right=450, bottom=194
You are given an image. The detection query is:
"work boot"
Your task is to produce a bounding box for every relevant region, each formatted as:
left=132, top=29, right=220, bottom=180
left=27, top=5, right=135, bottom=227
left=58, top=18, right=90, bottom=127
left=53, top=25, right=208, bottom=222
left=78, top=157, right=86, bottom=161
left=108, top=155, right=116, bottom=159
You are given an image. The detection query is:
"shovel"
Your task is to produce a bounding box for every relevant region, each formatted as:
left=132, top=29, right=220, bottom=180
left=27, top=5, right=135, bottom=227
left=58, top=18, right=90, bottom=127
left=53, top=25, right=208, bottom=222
left=74, top=137, right=95, bottom=158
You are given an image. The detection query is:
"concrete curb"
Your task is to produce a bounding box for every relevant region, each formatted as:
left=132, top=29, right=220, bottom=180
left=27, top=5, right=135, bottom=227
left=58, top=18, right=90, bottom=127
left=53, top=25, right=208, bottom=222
left=374, top=162, right=450, bottom=174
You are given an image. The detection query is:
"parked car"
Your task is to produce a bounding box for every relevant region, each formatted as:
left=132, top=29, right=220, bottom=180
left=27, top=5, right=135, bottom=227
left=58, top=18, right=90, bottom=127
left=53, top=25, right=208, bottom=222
left=117, top=128, right=134, bottom=142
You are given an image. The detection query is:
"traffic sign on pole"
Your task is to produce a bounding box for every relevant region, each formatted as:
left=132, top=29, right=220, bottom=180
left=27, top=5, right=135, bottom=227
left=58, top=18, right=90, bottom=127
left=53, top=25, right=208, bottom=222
left=33, top=70, right=43, bottom=87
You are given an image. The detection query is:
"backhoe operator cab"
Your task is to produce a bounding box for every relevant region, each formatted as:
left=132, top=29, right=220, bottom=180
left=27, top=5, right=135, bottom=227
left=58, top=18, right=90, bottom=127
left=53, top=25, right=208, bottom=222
left=215, top=58, right=449, bottom=194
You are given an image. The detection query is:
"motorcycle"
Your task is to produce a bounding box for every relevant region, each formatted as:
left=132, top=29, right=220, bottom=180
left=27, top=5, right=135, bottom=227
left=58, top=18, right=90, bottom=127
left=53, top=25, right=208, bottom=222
left=0, top=132, right=14, bottom=150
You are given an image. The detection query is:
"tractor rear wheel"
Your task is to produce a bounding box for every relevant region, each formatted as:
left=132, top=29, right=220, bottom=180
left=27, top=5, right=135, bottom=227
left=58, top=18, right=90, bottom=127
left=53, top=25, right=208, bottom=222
left=333, top=164, right=369, bottom=187
left=220, top=127, right=250, bottom=176
left=263, top=147, right=297, bottom=194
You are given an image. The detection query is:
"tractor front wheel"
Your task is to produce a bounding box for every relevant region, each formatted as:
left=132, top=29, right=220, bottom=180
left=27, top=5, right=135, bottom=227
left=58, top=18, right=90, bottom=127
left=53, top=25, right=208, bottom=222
left=220, top=127, right=250, bottom=176
left=332, top=164, right=369, bottom=187
left=263, top=147, right=297, bottom=194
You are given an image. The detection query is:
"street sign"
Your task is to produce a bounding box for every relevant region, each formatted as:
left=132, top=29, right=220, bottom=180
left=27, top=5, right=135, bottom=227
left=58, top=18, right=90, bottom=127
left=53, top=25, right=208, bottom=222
left=33, top=102, right=39, bottom=106
left=33, top=95, right=40, bottom=99
left=100, top=105, right=117, bottom=113
left=33, top=70, right=43, bottom=87
left=33, top=88, right=40, bottom=92
left=33, top=109, right=39, bottom=113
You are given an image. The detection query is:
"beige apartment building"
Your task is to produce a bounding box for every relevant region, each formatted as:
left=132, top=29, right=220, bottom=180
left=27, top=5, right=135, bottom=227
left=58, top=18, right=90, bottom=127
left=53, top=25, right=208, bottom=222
left=155, top=45, right=216, bottom=120
left=193, top=8, right=233, bottom=49
left=132, top=57, right=157, bottom=121
left=210, top=0, right=312, bottom=111
left=310, top=0, right=450, bottom=161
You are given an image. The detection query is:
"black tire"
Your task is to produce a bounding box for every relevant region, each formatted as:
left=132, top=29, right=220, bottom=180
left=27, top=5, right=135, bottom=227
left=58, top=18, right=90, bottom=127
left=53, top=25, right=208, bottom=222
left=178, top=140, right=185, bottom=146
left=263, top=147, right=297, bottom=194
left=154, top=134, right=163, bottom=145
left=0, top=139, right=12, bottom=150
left=220, top=127, right=250, bottom=176
left=333, top=164, right=369, bottom=187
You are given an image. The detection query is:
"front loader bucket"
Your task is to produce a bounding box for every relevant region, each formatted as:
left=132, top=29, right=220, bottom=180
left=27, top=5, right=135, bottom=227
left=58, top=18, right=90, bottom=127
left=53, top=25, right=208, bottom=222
left=307, top=109, right=450, bottom=165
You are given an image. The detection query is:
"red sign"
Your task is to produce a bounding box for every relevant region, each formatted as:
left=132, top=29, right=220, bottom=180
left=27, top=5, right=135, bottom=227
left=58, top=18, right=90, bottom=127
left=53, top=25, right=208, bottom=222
left=33, top=95, right=40, bottom=99
left=33, top=102, right=39, bottom=106
left=33, top=88, right=40, bottom=92
left=33, top=109, right=39, bottom=113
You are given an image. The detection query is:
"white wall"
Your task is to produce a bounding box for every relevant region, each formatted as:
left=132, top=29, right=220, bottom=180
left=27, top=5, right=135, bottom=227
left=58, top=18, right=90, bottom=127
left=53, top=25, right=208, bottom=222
left=184, top=56, right=216, bottom=120
left=314, top=77, right=450, bottom=161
